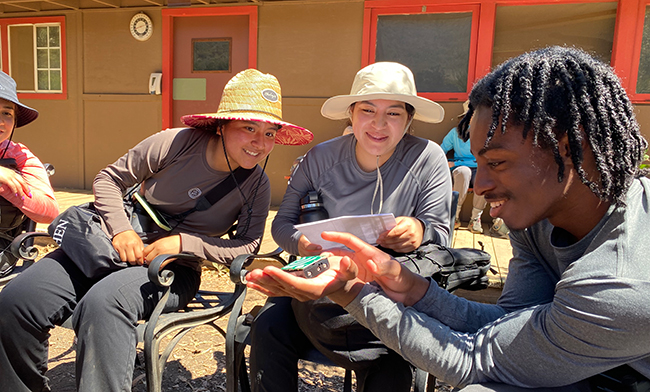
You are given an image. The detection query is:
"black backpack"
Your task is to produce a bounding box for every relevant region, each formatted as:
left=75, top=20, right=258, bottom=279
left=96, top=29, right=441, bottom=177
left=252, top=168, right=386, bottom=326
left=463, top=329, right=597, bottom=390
left=383, top=242, right=493, bottom=292
left=0, top=158, right=29, bottom=278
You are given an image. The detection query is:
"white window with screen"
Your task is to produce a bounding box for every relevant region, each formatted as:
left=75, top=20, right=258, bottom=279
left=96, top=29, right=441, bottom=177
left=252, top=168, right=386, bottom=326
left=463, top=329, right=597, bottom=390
left=8, top=23, right=62, bottom=93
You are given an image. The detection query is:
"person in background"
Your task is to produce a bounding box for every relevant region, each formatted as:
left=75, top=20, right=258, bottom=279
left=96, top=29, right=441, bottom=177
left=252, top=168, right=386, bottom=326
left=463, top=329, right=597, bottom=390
left=0, top=71, right=58, bottom=277
left=250, top=62, right=452, bottom=392
left=246, top=46, right=650, bottom=391
left=441, top=100, right=487, bottom=233
left=0, top=69, right=312, bottom=392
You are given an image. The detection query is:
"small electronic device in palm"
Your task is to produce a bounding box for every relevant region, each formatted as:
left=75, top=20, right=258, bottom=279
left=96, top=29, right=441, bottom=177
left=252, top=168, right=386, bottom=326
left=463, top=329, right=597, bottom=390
left=281, top=255, right=330, bottom=278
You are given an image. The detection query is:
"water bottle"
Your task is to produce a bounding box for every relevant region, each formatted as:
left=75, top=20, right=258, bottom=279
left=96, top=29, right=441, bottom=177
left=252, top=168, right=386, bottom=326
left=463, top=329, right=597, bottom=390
left=298, top=191, right=329, bottom=224
left=490, top=217, right=510, bottom=238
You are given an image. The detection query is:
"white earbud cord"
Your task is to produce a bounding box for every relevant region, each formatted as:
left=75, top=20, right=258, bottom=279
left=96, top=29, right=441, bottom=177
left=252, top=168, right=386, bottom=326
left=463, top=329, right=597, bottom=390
left=370, top=155, right=383, bottom=215
left=369, top=118, right=412, bottom=215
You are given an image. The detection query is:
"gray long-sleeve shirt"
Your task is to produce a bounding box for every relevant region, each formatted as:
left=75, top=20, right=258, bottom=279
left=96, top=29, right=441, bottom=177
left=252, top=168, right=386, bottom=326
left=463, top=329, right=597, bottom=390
left=272, top=133, right=452, bottom=255
left=346, top=177, right=650, bottom=388
left=93, top=127, right=271, bottom=265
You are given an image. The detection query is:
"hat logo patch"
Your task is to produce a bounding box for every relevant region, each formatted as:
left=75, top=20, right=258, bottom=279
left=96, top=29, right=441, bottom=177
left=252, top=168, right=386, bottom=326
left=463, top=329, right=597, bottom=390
left=261, top=89, right=279, bottom=103
left=188, top=187, right=202, bottom=199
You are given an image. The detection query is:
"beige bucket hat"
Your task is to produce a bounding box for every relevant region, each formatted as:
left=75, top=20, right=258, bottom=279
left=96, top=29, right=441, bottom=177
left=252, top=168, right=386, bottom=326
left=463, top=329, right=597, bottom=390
left=181, top=69, right=313, bottom=146
left=0, top=71, right=39, bottom=128
left=320, top=62, right=444, bottom=123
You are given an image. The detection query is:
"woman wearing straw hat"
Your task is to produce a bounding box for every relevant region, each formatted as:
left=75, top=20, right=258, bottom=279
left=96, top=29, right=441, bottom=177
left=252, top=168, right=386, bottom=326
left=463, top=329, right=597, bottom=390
left=250, top=62, right=452, bottom=392
left=0, top=72, right=58, bottom=276
left=0, top=69, right=312, bottom=392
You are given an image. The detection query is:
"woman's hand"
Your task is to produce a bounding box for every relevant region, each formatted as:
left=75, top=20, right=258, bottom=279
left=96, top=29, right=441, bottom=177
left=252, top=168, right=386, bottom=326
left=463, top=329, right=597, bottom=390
left=322, top=231, right=429, bottom=306
left=297, top=234, right=322, bottom=256
left=245, top=255, right=363, bottom=306
left=376, top=216, right=424, bottom=253
left=143, top=235, right=182, bottom=264
left=112, top=230, right=145, bottom=265
left=0, top=166, right=31, bottom=200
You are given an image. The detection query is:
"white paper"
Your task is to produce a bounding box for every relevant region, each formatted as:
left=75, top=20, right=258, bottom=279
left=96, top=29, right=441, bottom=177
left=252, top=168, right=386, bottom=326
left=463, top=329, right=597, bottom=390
left=295, top=213, right=397, bottom=250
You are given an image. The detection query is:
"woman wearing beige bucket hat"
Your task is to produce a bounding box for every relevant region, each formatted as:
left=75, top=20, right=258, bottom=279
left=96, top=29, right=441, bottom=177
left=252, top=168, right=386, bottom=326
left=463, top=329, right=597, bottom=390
left=0, top=71, right=58, bottom=277
left=249, top=62, right=453, bottom=392
left=0, top=69, right=311, bottom=391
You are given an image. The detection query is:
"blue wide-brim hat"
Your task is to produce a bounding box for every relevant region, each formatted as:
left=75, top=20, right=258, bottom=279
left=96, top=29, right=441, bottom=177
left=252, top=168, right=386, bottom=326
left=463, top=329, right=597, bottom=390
left=0, top=72, right=39, bottom=128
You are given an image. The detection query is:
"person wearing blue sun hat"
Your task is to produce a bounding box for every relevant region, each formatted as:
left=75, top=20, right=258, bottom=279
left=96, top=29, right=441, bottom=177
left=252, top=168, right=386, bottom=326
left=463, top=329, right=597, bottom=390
left=0, top=71, right=58, bottom=277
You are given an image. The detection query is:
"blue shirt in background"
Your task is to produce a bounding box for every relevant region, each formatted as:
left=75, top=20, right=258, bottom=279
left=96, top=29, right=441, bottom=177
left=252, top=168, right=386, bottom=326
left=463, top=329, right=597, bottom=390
left=440, top=127, right=476, bottom=168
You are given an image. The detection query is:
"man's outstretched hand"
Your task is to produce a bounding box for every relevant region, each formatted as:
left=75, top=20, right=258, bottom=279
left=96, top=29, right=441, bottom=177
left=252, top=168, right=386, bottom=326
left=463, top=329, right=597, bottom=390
left=246, top=231, right=430, bottom=307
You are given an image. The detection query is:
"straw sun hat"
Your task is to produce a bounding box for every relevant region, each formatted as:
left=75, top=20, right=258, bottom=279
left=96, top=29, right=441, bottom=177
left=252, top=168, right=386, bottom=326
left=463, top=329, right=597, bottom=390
left=0, top=71, right=39, bottom=128
left=181, top=69, right=313, bottom=146
left=320, top=62, right=444, bottom=123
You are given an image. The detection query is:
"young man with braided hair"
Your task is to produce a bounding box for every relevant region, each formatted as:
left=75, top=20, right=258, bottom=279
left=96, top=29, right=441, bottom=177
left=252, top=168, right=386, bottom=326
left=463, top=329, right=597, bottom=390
left=246, top=46, right=650, bottom=391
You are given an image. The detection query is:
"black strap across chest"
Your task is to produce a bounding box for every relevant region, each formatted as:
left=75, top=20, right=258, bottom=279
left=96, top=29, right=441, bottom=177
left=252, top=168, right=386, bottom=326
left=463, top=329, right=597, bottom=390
left=191, top=166, right=255, bottom=212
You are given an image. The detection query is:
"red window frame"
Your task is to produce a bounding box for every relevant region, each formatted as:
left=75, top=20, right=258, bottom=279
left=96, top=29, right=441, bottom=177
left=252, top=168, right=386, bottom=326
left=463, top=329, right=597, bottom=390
left=0, top=16, right=67, bottom=100
left=364, top=0, right=648, bottom=104
left=363, top=1, right=482, bottom=102
left=622, top=0, right=650, bottom=102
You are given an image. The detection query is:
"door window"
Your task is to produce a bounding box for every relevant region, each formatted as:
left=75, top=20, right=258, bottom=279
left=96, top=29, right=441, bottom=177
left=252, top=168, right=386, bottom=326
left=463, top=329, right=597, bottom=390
left=192, top=38, right=232, bottom=73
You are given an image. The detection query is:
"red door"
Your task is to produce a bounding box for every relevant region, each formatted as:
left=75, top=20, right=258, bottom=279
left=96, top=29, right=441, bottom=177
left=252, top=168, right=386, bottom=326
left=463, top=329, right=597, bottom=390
left=162, top=7, right=258, bottom=128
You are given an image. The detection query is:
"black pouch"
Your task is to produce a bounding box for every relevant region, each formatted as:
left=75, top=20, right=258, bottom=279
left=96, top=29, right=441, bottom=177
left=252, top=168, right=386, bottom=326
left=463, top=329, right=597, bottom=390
left=0, top=209, right=27, bottom=278
left=385, top=243, right=492, bottom=292
left=0, top=158, right=28, bottom=277
left=48, top=202, right=129, bottom=279
left=47, top=199, right=164, bottom=280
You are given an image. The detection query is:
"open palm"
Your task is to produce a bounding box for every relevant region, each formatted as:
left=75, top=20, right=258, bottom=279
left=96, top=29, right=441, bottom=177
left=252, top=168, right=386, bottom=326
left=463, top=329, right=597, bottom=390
left=245, top=256, right=358, bottom=302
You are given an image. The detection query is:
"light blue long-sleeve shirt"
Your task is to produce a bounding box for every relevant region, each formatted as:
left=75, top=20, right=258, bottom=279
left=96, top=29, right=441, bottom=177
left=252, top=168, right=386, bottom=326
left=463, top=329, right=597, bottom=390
left=441, top=127, right=477, bottom=168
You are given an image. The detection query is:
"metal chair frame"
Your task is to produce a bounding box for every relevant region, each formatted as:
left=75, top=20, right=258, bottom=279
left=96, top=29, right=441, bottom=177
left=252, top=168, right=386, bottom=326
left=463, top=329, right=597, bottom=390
left=8, top=227, right=282, bottom=392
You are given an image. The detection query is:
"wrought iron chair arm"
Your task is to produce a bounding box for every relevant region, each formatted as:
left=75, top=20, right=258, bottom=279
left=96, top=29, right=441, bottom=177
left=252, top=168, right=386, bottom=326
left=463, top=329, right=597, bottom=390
left=147, top=252, right=204, bottom=287
left=9, top=232, right=52, bottom=261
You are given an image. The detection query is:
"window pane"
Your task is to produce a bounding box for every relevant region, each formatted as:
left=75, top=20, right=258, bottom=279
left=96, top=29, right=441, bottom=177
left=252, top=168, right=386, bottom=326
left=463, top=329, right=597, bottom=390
left=9, top=26, right=35, bottom=90
left=49, top=49, right=61, bottom=68
left=493, top=2, right=617, bottom=67
left=637, top=7, right=650, bottom=93
left=37, top=49, right=49, bottom=68
left=49, top=70, right=61, bottom=91
left=192, top=39, right=231, bottom=72
left=376, top=13, right=472, bottom=93
left=37, top=70, right=49, bottom=90
left=36, top=26, right=47, bottom=48
left=9, top=21, right=62, bottom=92
left=49, top=26, right=60, bottom=47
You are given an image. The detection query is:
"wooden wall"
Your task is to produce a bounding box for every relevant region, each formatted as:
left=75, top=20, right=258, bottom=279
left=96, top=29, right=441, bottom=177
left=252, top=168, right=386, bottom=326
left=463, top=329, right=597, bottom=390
left=7, top=2, right=650, bottom=210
